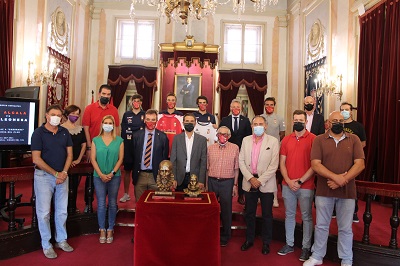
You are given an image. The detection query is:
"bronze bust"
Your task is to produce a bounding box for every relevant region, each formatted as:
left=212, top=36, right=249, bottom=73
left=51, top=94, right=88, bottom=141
left=183, top=174, right=202, bottom=197
left=155, top=160, right=174, bottom=195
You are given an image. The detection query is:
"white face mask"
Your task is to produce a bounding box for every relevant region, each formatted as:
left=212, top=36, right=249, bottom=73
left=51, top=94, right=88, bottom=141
left=102, top=124, right=114, bottom=132
left=49, top=115, right=61, bottom=126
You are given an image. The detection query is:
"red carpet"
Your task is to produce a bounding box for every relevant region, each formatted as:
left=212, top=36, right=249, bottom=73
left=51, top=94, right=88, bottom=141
left=3, top=226, right=339, bottom=266
left=1, top=176, right=396, bottom=249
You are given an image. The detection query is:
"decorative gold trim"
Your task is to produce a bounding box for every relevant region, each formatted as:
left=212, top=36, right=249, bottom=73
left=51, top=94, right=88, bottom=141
left=159, top=42, right=220, bottom=53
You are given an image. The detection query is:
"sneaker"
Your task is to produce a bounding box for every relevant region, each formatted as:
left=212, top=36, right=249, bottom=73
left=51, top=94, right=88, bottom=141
left=303, top=257, right=323, bottom=266
left=55, top=241, right=74, bottom=252
left=273, top=200, right=279, bottom=208
left=43, top=247, right=57, bottom=259
left=299, top=248, right=311, bottom=261
left=220, top=240, right=228, bottom=247
left=277, top=244, right=294, bottom=255
left=120, top=193, right=131, bottom=203
left=353, top=213, right=359, bottom=223
left=341, top=263, right=352, bottom=266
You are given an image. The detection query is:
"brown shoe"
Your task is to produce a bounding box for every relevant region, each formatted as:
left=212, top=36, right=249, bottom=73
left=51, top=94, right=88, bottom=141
left=238, top=194, right=245, bottom=205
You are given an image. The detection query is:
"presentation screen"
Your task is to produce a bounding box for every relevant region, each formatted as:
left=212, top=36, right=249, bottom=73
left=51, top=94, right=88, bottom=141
left=0, top=97, right=39, bottom=151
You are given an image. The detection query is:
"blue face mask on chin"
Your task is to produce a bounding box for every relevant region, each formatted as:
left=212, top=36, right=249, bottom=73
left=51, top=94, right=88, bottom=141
left=253, top=126, right=265, bottom=136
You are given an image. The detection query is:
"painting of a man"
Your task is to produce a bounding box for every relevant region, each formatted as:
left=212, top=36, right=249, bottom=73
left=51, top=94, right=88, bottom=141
left=175, top=75, right=201, bottom=110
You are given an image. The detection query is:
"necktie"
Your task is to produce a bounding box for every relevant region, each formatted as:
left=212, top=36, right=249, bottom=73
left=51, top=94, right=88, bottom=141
left=234, top=117, right=238, bottom=132
left=144, top=133, right=153, bottom=168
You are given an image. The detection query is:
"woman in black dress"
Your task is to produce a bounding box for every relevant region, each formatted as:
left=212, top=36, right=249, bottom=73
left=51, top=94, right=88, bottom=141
left=61, top=105, right=87, bottom=213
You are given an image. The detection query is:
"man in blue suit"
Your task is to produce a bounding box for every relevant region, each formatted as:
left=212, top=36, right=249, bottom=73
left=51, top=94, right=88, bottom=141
left=180, top=77, right=195, bottom=108
left=219, top=99, right=252, bottom=205
left=129, top=109, right=169, bottom=201
left=171, top=113, right=207, bottom=191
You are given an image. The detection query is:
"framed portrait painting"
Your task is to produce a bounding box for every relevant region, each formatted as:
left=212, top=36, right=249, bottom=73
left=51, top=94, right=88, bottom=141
left=174, top=74, right=202, bottom=110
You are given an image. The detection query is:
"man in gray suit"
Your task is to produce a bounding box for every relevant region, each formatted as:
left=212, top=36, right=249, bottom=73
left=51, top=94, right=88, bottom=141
left=171, top=113, right=207, bottom=191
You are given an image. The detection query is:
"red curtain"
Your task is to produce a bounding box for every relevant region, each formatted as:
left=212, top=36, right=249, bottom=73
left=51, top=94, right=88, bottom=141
left=107, top=65, right=157, bottom=110
left=218, top=69, right=267, bottom=118
left=0, top=0, right=15, bottom=96
left=357, top=0, right=400, bottom=184
left=377, top=0, right=400, bottom=184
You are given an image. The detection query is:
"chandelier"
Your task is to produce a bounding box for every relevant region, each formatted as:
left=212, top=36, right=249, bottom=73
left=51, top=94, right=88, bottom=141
left=26, top=54, right=61, bottom=88
left=128, top=0, right=279, bottom=25
left=314, top=71, right=343, bottom=101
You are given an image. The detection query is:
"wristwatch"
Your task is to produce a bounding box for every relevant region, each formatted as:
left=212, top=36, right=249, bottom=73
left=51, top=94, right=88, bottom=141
left=111, top=170, right=116, bottom=176
left=297, top=180, right=303, bottom=185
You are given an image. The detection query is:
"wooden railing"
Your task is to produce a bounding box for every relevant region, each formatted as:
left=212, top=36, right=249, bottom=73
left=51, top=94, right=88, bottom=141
left=0, top=163, right=94, bottom=232
left=356, top=180, right=400, bottom=249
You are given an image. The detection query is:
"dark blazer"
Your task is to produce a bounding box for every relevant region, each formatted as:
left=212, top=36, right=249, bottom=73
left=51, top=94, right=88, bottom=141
left=310, top=112, right=325, bottom=136
left=130, top=129, right=169, bottom=185
left=170, top=132, right=207, bottom=185
left=219, top=115, right=252, bottom=148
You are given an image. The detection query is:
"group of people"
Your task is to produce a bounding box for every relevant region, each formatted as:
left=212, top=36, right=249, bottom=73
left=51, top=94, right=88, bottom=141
left=31, top=84, right=366, bottom=266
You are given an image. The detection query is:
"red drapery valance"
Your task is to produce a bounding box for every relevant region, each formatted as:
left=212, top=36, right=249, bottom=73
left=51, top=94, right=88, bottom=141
left=218, top=69, right=268, bottom=118
left=107, top=65, right=157, bottom=110
left=160, top=51, right=218, bottom=69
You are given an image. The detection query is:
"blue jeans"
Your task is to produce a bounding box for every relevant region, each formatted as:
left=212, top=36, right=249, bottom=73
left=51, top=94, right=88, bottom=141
left=93, top=176, right=121, bottom=231
left=311, top=196, right=355, bottom=265
left=282, top=185, right=314, bottom=248
left=34, top=169, right=68, bottom=249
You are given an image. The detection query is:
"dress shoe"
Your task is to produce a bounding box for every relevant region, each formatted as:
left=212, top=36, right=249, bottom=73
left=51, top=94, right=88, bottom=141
left=262, top=244, right=270, bottom=255
left=241, top=241, right=253, bottom=251
left=238, top=194, right=245, bottom=205
left=220, top=240, right=228, bottom=247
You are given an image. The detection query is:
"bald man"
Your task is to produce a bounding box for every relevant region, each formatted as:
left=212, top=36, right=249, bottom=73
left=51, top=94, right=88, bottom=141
left=303, top=111, right=365, bottom=266
left=304, top=96, right=325, bottom=136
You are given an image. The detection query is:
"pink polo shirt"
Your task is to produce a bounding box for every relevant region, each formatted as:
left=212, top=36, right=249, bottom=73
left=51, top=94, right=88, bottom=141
left=251, top=134, right=264, bottom=174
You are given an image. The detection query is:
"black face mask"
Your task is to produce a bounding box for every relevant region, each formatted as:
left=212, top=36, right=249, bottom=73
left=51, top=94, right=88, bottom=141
left=331, top=123, right=344, bottom=134
left=184, top=123, right=194, bottom=132
left=304, top=104, right=314, bottom=111
left=100, top=96, right=110, bottom=105
left=293, top=122, right=305, bottom=132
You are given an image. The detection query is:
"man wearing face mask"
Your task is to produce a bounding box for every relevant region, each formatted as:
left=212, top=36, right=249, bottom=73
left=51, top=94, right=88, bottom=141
left=261, top=97, right=286, bottom=141
left=304, top=96, right=325, bottom=136
left=303, top=111, right=365, bottom=266
left=261, top=97, right=285, bottom=208
left=207, top=126, right=240, bottom=247
left=337, top=102, right=366, bottom=223
left=82, top=84, right=120, bottom=160
left=171, top=113, right=207, bottom=191
left=220, top=99, right=252, bottom=205
left=239, top=115, right=279, bottom=255
left=160, top=92, right=184, bottom=116
left=278, top=110, right=316, bottom=261
left=193, top=96, right=218, bottom=129
left=129, top=109, right=169, bottom=201
left=31, top=104, right=73, bottom=259
left=119, top=94, right=145, bottom=203
left=157, top=93, right=184, bottom=156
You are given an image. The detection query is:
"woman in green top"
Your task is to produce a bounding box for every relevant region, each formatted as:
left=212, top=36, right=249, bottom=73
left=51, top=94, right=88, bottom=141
left=91, top=115, right=124, bottom=244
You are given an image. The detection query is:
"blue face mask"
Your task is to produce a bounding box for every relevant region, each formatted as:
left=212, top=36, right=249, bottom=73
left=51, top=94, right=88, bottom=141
left=253, top=126, right=265, bottom=136
left=341, top=110, right=350, bottom=120
left=103, top=124, right=113, bottom=132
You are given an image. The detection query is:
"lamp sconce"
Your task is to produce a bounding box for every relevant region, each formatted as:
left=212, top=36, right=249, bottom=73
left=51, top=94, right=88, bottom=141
left=314, top=73, right=343, bottom=101
left=26, top=56, right=61, bottom=88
